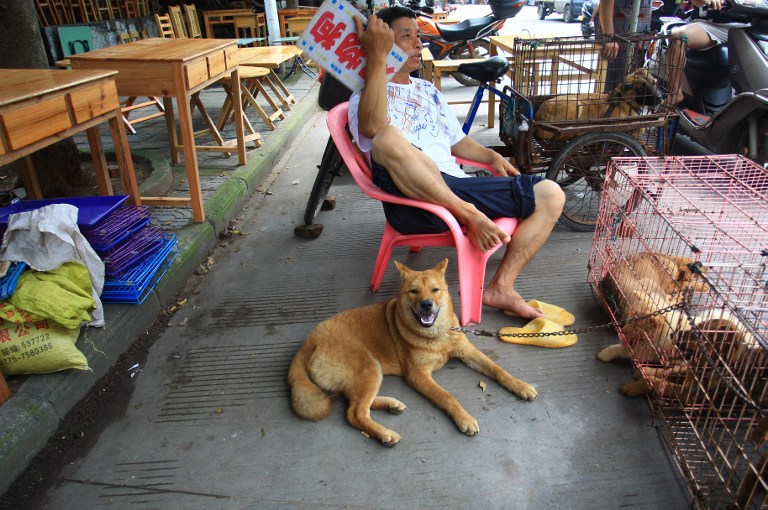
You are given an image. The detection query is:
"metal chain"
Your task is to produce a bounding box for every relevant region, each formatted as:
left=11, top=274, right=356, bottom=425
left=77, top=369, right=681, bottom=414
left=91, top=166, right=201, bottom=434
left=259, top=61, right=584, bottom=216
left=451, top=302, right=687, bottom=338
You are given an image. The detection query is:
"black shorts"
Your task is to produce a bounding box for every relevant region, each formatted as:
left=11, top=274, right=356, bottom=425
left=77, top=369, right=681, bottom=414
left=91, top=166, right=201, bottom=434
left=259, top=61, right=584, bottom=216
left=371, top=159, right=543, bottom=235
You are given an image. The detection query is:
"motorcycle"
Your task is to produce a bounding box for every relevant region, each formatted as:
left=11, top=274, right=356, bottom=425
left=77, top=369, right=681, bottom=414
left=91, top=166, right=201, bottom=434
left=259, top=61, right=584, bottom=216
left=657, top=0, right=768, bottom=166
left=401, top=0, right=526, bottom=85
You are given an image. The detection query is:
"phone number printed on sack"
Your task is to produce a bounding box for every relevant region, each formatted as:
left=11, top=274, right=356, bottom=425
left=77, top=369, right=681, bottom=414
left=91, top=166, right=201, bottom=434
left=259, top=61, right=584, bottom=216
left=1, top=342, right=54, bottom=366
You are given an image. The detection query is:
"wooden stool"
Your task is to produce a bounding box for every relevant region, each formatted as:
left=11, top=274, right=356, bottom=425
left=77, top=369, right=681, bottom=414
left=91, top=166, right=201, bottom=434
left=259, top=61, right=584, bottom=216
left=218, top=66, right=285, bottom=131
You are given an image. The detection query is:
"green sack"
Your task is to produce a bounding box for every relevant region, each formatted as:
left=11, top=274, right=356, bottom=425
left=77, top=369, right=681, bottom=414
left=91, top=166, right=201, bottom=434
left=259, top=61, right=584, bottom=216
left=0, top=316, right=88, bottom=376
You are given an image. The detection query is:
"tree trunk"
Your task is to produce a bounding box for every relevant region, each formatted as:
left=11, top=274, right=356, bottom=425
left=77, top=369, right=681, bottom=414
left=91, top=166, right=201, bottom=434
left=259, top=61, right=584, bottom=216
left=0, top=0, right=87, bottom=198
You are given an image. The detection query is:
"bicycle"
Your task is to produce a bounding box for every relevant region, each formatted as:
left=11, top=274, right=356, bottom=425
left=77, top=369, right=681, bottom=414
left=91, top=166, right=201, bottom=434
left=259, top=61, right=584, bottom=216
left=303, top=73, right=352, bottom=226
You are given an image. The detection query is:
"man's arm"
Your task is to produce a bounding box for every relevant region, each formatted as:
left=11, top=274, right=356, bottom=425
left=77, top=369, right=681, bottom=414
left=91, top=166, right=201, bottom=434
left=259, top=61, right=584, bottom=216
left=355, top=15, right=393, bottom=139
left=598, top=0, right=619, bottom=60
left=450, top=137, right=520, bottom=177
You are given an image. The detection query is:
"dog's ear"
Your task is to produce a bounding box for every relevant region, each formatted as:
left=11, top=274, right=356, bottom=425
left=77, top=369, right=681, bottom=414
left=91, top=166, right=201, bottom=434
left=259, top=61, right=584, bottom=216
left=394, top=260, right=412, bottom=280
left=433, top=258, right=449, bottom=275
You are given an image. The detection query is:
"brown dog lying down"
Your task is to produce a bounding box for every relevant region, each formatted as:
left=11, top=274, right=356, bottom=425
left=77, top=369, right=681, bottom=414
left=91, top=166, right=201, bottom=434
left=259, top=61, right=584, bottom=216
left=288, top=259, right=537, bottom=446
left=533, top=68, right=661, bottom=141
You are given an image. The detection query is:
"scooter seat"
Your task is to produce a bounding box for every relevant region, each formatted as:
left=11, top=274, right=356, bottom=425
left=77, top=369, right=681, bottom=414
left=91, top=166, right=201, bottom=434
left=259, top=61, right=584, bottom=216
left=437, top=15, right=496, bottom=42
left=686, top=44, right=729, bottom=75
left=457, top=56, right=509, bottom=82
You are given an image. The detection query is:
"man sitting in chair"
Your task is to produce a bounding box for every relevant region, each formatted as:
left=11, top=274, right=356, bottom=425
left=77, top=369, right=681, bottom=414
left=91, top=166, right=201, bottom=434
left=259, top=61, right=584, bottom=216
left=350, top=6, right=565, bottom=319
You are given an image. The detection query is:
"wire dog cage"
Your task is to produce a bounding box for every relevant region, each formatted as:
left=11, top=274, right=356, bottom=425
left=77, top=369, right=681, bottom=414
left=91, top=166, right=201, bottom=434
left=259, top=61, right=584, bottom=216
left=497, top=33, right=685, bottom=232
left=589, top=155, right=768, bottom=508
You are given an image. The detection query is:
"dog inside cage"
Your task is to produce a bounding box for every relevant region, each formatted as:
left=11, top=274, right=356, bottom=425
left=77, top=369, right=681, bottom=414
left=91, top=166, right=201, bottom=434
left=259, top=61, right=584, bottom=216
left=589, top=154, right=768, bottom=508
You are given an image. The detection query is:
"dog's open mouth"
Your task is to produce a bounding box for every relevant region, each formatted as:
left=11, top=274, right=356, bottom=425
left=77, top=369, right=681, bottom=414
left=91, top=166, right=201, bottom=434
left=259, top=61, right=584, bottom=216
left=412, top=308, right=439, bottom=328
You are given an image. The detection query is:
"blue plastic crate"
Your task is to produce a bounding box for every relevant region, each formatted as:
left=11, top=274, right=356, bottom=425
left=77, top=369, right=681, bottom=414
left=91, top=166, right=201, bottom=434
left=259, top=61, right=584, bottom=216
left=84, top=206, right=152, bottom=253
left=101, top=233, right=179, bottom=304
left=0, top=195, right=129, bottom=228
left=101, top=225, right=166, bottom=278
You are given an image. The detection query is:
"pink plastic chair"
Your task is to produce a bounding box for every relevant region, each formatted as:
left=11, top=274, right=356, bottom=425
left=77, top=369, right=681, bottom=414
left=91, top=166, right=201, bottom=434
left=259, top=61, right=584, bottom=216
left=327, top=102, right=519, bottom=326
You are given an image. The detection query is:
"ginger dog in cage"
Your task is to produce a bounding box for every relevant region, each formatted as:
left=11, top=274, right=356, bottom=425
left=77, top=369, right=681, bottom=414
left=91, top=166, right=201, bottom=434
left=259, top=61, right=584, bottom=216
left=621, top=316, right=765, bottom=401
left=597, top=252, right=710, bottom=396
left=287, top=259, right=537, bottom=446
left=533, top=68, right=661, bottom=141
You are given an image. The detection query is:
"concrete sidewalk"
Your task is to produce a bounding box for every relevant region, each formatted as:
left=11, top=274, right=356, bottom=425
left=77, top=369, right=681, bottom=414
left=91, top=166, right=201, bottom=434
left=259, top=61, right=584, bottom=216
left=1, top=67, right=692, bottom=508
left=0, top=68, right=320, bottom=494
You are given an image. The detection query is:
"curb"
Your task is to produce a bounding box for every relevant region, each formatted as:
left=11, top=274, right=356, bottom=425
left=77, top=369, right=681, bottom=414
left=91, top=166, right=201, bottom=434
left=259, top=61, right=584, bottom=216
left=0, top=88, right=320, bottom=494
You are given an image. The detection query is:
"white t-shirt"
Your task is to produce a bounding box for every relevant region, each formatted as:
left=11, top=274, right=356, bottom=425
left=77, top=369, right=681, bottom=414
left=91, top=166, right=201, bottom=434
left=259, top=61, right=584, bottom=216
left=348, top=78, right=469, bottom=179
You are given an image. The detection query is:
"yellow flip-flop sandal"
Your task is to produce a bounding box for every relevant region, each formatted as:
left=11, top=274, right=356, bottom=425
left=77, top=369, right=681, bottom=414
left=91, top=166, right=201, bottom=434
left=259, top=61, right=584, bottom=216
left=498, top=317, right=578, bottom=348
left=502, top=300, right=576, bottom=327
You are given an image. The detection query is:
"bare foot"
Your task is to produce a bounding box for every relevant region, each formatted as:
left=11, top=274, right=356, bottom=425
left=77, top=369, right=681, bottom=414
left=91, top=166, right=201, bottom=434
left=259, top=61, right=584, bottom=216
left=463, top=211, right=511, bottom=252
left=482, top=287, right=543, bottom=319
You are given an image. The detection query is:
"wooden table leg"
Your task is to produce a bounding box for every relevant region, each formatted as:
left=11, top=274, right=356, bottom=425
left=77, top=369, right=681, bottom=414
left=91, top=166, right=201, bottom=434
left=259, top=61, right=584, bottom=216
left=230, top=67, right=247, bottom=166
left=0, top=373, right=10, bottom=404
left=174, top=88, right=205, bottom=223
left=15, top=156, right=43, bottom=199
left=107, top=112, right=141, bottom=206
left=86, top=125, right=114, bottom=197
left=163, top=97, right=180, bottom=165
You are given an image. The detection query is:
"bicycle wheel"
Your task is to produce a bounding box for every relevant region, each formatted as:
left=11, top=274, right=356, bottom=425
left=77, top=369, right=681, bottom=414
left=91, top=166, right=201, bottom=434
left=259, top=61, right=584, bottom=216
left=451, top=39, right=491, bottom=87
left=304, top=136, right=344, bottom=225
left=546, top=132, right=646, bottom=232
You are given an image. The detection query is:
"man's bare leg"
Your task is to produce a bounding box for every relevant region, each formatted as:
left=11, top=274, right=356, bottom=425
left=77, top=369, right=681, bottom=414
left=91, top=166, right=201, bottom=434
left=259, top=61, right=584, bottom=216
left=371, top=127, right=511, bottom=252
left=482, top=180, right=564, bottom=319
left=668, top=23, right=714, bottom=105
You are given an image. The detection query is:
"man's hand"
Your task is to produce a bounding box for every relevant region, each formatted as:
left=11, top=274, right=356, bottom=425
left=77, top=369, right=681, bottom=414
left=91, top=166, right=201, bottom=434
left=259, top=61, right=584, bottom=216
left=354, top=14, right=394, bottom=62
left=601, top=40, right=619, bottom=60
left=491, top=151, right=520, bottom=177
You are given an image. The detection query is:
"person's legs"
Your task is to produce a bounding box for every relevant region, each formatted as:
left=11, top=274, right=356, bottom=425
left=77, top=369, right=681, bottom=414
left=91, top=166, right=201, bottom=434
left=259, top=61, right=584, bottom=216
left=370, top=126, right=512, bottom=251
left=667, top=22, right=718, bottom=104
left=482, top=179, right=565, bottom=319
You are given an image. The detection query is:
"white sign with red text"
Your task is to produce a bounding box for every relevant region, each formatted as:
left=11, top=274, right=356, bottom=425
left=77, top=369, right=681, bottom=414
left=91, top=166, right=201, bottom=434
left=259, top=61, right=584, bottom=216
left=297, top=0, right=407, bottom=93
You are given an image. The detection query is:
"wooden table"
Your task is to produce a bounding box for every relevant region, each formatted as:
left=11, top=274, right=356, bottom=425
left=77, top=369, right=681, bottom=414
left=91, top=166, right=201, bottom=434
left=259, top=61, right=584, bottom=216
left=488, top=33, right=559, bottom=129
left=70, top=38, right=246, bottom=223
left=238, top=45, right=305, bottom=110
left=202, top=9, right=256, bottom=38
left=0, top=68, right=139, bottom=405
left=0, top=68, right=139, bottom=204
left=277, top=8, right=318, bottom=39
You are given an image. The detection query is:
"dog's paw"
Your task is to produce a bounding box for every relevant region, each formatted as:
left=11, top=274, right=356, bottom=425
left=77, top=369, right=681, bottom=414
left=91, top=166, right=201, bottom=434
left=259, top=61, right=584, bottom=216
left=619, top=380, right=648, bottom=398
left=380, top=431, right=401, bottom=447
left=514, top=382, right=538, bottom=401
left=388, top=401, right=407, bottom=415
left=455, top=414, right=480, bottom=436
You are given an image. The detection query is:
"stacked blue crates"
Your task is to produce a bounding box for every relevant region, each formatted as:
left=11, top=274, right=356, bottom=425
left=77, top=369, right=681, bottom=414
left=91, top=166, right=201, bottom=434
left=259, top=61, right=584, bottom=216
left=83, top=205, right=178, bottom=304
left=0, top=195, right=178, bottom=304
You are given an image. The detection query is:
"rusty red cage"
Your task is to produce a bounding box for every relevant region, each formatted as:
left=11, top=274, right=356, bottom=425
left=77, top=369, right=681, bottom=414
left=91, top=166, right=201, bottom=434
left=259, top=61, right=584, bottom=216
left=588, top=155, right=768, bottom=508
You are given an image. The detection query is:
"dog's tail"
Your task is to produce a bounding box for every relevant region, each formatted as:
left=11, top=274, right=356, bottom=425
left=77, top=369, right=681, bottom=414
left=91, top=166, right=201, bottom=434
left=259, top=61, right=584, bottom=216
left=287, top=343, right=333, bottom=421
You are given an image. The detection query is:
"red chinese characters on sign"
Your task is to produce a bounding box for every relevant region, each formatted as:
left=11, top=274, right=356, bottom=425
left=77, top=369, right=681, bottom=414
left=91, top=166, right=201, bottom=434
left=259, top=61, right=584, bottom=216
left=335, top=32, right=366, bottom=78
left=0, top=330, right=11, bottom=344
left=309, top=11, right=347, bottom=51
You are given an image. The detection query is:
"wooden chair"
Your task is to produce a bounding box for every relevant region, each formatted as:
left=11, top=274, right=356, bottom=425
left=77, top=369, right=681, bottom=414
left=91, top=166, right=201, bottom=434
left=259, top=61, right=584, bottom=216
left=182, top=4, right=202, bottom=38
left=93, top=0, right=115, bottom=20
left=155, top=13, right=174, bottom=38
left=34, top=0, right=60, bottom=26
left=233, top=15, right=265, bottom=47
left=168, top=5, right=188, bottom=38
left=69, top=0, right=98, bottom=22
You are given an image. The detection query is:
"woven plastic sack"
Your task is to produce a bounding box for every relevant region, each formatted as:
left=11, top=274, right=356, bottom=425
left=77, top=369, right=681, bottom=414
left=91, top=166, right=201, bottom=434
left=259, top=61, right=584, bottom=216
left=0, top=311, right=88, bottom=376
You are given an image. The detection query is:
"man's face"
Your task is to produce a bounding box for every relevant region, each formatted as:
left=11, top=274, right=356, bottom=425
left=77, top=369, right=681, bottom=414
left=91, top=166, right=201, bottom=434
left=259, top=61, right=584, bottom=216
left=390, top=17, right=423, bottom=74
